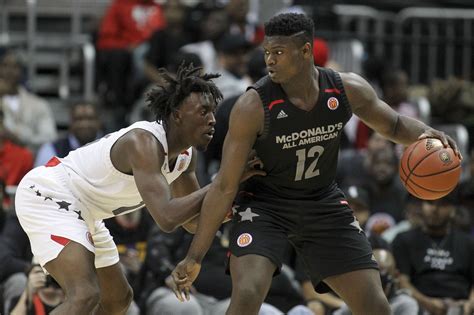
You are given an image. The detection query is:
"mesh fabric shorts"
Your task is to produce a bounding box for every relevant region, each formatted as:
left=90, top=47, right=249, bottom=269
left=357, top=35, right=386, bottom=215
left=228, top=193, right=378, bottom=293
left=15, top=165, right=119, bottom=269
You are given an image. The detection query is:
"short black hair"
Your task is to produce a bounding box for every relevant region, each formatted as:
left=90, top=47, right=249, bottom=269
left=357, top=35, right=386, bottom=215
left=264, top=13, right=314, bottom=46
left=146, top=63, right=222, bottom=128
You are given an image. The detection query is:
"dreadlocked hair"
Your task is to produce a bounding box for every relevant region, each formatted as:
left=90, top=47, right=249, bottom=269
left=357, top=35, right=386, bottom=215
left=264, top=13, right=314, bottom=45
left=146, top=63, right=222, bottom=127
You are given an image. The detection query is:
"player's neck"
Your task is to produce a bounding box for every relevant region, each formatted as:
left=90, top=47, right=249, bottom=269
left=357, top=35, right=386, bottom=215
left=281, top=66, right=319, bottom=108
left=424, top=223, right=451, bottom=237
left=165, top=127, right=189, bottom=160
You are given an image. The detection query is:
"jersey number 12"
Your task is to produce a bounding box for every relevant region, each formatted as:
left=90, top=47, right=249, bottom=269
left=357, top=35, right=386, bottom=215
left=294, top=145, right=324, bottom=181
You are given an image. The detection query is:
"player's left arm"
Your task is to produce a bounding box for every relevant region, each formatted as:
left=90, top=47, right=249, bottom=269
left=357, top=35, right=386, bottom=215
left=169, top=148, right=201, bottom=234
left=341, top=72, right=461, bottom=158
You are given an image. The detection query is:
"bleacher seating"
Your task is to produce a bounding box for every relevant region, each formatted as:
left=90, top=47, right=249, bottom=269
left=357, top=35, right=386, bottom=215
left=0, top=0, right=110, bottom=127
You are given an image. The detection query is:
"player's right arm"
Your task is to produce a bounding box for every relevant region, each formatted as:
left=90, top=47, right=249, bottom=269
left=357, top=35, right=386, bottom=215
left=111, top=129, right=209, bottom=232
left=170, top=89, right=265, bottom=301
left=341, top=72, right=460, bottom=158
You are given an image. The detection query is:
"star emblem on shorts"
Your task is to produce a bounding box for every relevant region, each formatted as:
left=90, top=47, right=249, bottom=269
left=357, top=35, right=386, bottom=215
left=231, top=205, right=240, bottom=215
left=29, top=185, right=35, bottom=189
left=74, top=210, right=84, bottom=221
left=350, top=217, right=363, bottom=234
left=35, top=190, right=42, bottom=196
left=239, top=207, right=259, bottom=222
left=44, top=196, right=53, bottom=201
left=56, top=200, right=71, bottom=211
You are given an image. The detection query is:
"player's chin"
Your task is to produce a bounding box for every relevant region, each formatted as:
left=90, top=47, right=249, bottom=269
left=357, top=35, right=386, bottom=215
left=195, top=142, right=209, bottom=152
left=269, top=75, right=282, bottom=83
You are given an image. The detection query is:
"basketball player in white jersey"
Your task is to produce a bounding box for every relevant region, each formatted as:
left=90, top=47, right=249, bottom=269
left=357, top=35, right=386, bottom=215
left=15, top=64, right=265, bottom=314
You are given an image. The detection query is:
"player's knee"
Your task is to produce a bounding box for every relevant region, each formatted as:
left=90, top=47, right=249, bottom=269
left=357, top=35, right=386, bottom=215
left=375, top=295, right=391, bottom=315
left=101, top=282, right=134, bottom=313
left=366, top=292, right=391, bottom=315
left=233, top=282, right=266, bottom=305
left=69, top=285, right=101, bottom=312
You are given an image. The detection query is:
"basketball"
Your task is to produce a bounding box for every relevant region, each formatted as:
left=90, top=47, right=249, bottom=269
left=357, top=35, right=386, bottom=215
left=399, top=138, right=461, bottom=200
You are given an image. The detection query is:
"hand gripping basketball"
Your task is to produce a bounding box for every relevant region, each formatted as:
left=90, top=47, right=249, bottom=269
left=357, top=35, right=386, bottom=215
left=399, top=137, right=461, bottom=200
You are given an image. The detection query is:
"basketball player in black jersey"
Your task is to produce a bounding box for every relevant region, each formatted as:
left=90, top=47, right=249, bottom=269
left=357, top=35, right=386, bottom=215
left=171, top=13, right=461, bottom=315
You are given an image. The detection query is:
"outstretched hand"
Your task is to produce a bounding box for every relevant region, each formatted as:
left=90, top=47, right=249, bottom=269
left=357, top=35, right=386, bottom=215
left=170, top=258, right=201, bottom=302
left=240, top=150, right=266, bottom=183
left=418, top=128, right=462, bottom=160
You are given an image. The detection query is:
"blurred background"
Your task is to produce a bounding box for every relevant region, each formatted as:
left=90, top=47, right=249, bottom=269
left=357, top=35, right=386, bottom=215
left=0, top=1, right=473, bottom=314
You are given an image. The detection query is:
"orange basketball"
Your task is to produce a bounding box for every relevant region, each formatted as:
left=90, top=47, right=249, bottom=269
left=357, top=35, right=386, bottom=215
left=399, top=138, right=461, bottom=200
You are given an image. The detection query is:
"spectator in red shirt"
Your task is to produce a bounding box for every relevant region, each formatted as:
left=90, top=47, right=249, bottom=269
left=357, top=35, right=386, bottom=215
left=0, top=106, right=33, bottom=212
left=97, top=0, right=166, bottom=50
left=96, top=0, right=166, bottom=130
left=0, top=106, right=33, bottom=187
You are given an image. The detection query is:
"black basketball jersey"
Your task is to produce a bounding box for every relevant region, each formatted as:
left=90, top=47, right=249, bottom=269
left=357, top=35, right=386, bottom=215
left=241, top=67, right=352, bottom=200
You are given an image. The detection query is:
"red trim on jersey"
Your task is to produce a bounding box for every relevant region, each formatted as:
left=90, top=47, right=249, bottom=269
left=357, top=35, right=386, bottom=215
left=268, top=99, right=284, bottom=111
left=238, top=191, right=255, bottom=197
left=33, top=294, right=46, bottom=315
left=51, top=235, right=71, bottom=246
left=324, top=88, right=341, bottom=94
left=181, top=150, right=189, bottom=156
left=45, top=156, right=61, bottom=167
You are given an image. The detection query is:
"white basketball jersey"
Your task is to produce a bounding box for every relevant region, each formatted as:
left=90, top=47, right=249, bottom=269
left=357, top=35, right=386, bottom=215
left=58, top=121, right=192, bottom=220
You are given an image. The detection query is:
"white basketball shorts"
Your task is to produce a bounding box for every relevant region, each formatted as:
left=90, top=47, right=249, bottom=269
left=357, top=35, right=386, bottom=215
left=15, top=164, right=119, bottom=269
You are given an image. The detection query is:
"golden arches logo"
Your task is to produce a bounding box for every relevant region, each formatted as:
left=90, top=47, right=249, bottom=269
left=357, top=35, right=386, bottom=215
left=327, top=97, right=339, bottom=110
left=237, top=233, right=253, bottom=247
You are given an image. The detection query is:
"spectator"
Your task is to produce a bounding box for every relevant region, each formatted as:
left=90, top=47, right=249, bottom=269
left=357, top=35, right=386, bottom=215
left=382, top=194, right=424, bottom=243
left=140, top=226, right=311, bottom=315
left=180, top=7, right=229, bottom=73
left=337, top=131, right=393, bottom=187
left=381, top=69, right=419, bottom=119
left=312, top=37, right=330, bottom=67
left=0, top=180, right=4, bottom=231
left=362, top=147, right=407, bottom=222
left=213, top=33, right=253, bottom=99
left=9, top=263, right=64, bottom=314
left=144, top=0, right=191, bottom=83
left=393, top=191, right=474, bottom=315
left=34, top=101, right=102, bottom=167
left=0, top=49, right=57, bottom=151
left=96, top=0, right=165, bottom=52
left=0, top=106, right=33, bottom=210
left=225, top=0, right=264, bottom=44
left=96, top=0, right=166, bottom=128
left=0, top=215, right=33, bottom=315
left=333, top=248, right=419, bottom=315
left=128, top=52, right=203, bottom=124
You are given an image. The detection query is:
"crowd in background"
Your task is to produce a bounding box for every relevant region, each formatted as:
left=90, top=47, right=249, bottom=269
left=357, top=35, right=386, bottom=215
left=0, top=0, right=473, bottom=314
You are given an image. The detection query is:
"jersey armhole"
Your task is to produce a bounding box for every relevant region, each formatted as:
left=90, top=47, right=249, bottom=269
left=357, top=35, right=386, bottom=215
left=333, top=71, right=353, bottom=119
left=249, top=85, right=270, bottom=141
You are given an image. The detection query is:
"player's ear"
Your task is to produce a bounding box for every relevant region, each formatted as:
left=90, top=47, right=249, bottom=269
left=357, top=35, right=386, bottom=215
left=172, top=109, right=182, bottom=124
left=302, top=42, right=312, bottom=59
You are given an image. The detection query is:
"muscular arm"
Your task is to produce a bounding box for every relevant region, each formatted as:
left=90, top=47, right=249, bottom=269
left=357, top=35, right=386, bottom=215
left=113, top=130, right=209, bottom=232
left=342, top=72, right=458, bottom=152
left=186, top=90, right=264, bottom=263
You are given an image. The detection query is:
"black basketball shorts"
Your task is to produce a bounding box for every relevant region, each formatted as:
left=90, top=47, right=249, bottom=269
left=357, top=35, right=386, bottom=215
left=227, top=196, right=379, bottom=293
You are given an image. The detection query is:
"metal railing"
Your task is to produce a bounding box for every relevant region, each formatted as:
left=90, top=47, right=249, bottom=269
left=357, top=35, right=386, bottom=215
left=332, top=5, right=474, bottom=84
left=0, top=0, right=108, bottom=100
